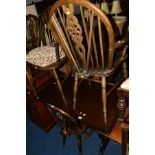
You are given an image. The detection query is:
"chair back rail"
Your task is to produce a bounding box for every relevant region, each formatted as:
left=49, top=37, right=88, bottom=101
left=26, top=14, right=41, bottom=51
left=27, top=9, right=55, bottom=52
left=39, top=8, right=55, bottom=46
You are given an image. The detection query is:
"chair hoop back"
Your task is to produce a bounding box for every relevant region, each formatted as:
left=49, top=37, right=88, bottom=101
left=26, top=14, right=40, bottom=42
left=48, top=0, right=115, bottom=75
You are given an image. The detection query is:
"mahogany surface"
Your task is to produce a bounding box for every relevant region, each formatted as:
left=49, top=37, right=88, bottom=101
left=26, top=96, right=56, bottom=132
left=38, top=77, right=118, bottom=133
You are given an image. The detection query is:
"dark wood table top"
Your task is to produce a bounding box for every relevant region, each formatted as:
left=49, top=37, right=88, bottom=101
left=38, top=76, right=118, bottom=134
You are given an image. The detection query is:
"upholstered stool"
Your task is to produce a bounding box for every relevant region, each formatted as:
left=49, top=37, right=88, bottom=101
left=120, top=78, right=129, bottom=90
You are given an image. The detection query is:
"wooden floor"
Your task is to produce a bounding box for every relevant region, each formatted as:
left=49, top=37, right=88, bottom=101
left=108, top=122, right=122, bottom=143
left=36, top=76, right=119, bottom=134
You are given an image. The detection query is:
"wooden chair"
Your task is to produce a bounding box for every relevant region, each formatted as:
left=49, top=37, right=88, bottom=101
left=39, top=8, right=54, bottom=46
left=48, top=0, right=128, bottom=122
left=26, top=13, right=67, bottom=106
left=47, top=104, right=93, bottom=155
left=26, top=14, right=49, bottom=96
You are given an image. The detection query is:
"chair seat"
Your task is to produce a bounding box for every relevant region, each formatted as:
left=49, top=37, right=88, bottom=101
left=77, top=52, right=128, bottom=77
left=26, top=45, right=66, bottom=68
left=120, top=78, right=129, bottom=90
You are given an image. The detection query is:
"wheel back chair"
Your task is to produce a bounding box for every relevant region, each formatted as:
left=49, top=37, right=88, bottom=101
left=47, top=103, right=93, bottom=155
left=26, top=10, right=67, bottom=106
left=48, top=0, right=128, bottom=123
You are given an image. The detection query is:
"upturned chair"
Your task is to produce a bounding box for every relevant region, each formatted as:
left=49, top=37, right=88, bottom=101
left=47, top=104, right=93, bottom=155
left=48, top=0, right=128, bottom=122
left=26, top=13, right=67, bottom=106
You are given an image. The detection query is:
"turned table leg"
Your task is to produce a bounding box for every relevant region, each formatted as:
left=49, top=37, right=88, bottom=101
left=117, top=96, right=127, bottom=127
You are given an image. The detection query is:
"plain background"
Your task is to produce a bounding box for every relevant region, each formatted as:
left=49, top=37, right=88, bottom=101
left=1, top=0, right=155, bottom=154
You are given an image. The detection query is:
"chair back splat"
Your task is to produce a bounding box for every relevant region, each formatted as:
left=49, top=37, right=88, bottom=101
left=48, top=0, right=128, bottom=122
left=49, top=0, right=115, bottom=73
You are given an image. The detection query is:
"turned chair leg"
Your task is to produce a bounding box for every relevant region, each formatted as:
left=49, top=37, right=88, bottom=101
left=101, top=77, right=107, bottom=123
left=98, top=135, right=109, bottom=155
left=52, top=69, right=67, bottom=106
left=73, top=72, right=78, bottom=110
left=62, top=135, right=67, bottom=147
left=77, top=135, right=82, bottom=155
left=26, top=67, right=38, bottom=98
left=122, top=124, right=129, bottom=155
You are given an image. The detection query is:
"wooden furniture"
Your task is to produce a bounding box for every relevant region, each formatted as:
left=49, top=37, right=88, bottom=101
left=26, top=14, right=41, bottom=52
left=26, top=12, right=68, bottom=132
left=117, top=78, right=129, bottom=155
left=47, top=104, right=93, bottom=155
left=35, top=72, right=122, bottom=150
left=26, top=14, right=52, bottom=96
left=26, top=96, right=56, bottom=132
left=26, top=13, right=67, bottom=107
left=38, top=76, right=118, bottom=133
left=48, top=0, right=128, bottom=123
left=99, top=78, right=129, bottom=155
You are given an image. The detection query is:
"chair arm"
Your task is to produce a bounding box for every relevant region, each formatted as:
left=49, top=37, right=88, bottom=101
left=114, top=39, right=127, bottom=49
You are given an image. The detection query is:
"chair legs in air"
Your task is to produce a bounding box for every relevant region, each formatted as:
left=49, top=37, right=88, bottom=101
left=73, top=72, right=78, bottom=110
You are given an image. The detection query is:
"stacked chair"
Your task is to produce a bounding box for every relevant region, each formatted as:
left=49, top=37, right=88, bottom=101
left=26, top=10, right=67, bottom=106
